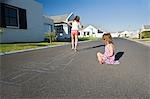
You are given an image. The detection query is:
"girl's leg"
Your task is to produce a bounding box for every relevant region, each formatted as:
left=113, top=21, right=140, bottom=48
left=74, top=34, right=78, bottom=51
left=71, top=33, right=75, bottom=49
left=97, top=52, right=104, bottom=64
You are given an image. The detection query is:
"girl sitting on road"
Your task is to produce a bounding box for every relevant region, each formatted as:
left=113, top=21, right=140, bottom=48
left=97, top=33, right=119, bottom=64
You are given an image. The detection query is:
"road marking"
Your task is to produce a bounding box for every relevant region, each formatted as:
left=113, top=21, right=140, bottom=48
left=0, top=80, right=21, bottom=86
left=11, top=72, right=27, bottom=80
left=19, top=74, right=41, bottom=85
left=62, top=53, right=76, bottom=70
left=44, top=51, right=75, bottom=66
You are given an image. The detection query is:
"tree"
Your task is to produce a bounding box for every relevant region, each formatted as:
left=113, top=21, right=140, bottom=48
left=45, top=32, right=56, bottom=43
left=140, top=31, right=150, bottom=39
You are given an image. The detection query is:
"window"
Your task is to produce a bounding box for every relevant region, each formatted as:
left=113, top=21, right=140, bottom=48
left=84, top=32, right=86, bottom=36
left=49, top=25, right=53, bottom=32
left=55, top=25, right=63, bottom=33
left=87, top=32, right=90, bottom=35
left=5, top=6, right=18, bottom=27
left=78, top=32, right=80, bottom=35
left=98, top=30, right=103, bottom=33
left=0, top=3, right=27, bottom=29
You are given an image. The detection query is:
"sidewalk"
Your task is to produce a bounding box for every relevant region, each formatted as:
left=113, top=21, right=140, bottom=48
left=136, top=38, right=150, bottom=46
left=126, top=38, right=150, bottom=47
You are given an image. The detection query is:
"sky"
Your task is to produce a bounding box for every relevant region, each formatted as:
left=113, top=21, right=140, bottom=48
left=35, top=0, right=150, bottom=32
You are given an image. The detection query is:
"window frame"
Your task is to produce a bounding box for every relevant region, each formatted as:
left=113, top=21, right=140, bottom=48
left=0, top=3, right=27, bottom=29
left=55, top=25, right=63, bottom=33
left=49, top=25, right=53, bottom=32
left=5, top=4, right=19, bottom=28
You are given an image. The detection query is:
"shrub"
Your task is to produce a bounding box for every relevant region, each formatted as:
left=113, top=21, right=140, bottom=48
left=45, top=32, right=57, bottom=43
left=78, top=37, right=98, bottom=41
left=78, top=37, right=90, bottom=41
left=140, top=31, right=150, bottom=39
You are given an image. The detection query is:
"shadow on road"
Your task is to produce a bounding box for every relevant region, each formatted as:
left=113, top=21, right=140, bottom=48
left=79, top=45, right=124, bottom=62
left=79, top=44, right=105, bottom=51
left=115, top=52, right=124, bottom=61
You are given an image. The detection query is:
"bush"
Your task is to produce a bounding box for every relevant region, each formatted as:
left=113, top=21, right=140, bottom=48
left=78, top=37, right=98, bottom=41
left=45, top=32, right=57, bottom=43
left=140, top=31, right=150, bottom=39
left=78, top=37, right=90, bottom=41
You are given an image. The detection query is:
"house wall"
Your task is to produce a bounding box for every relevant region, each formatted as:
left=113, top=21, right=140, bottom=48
left=79, top=25, right=103, bottom=38
left=0, top=0, right=44, bottom=43
left=141, top=28, right=150, bottom=32
left=118, top=31, right=139, bottom=38
left=43, top=16, right=54, bottom=34
left=110, top=33, right=119, bottom=38
left=141, top=25, right=150, bottom=32
left=130, top=32, right=139, bottom=38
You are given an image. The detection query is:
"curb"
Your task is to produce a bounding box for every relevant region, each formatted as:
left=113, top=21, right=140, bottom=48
left=0, top=40, right=93, bottom=56
left=0, top=43, right=70, bottom=56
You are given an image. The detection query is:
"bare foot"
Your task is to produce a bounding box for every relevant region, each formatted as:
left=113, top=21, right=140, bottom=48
left=74, top=49, right=78, bottom=52
left=72, top=48, right=74, bottom=50
left=97, top=60, right=103, bottom=64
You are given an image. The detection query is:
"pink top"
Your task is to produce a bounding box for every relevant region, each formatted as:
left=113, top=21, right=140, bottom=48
left=103, top=45, right=116, bottom=64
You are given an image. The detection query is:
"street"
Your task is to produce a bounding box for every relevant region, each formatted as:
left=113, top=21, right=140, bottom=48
left=1, top=38, right=150, bottom=99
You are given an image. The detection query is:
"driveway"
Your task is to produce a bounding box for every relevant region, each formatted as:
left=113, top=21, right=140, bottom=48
left=1, top=38, right=150, bottom=99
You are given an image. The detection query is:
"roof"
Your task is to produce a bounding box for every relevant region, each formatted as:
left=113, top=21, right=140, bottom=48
left=50, top=14, right=70, bottom=23
left=43, top=15, right=53, bottom=24
left=143, top=25, right=150, bottom=29
left=82, top=25, right=103, bottom=31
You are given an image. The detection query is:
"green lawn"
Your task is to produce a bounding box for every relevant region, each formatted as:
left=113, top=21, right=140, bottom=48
left=0, top=37, right=99, bottom=53
left=0, top=42, right=69, bottom=53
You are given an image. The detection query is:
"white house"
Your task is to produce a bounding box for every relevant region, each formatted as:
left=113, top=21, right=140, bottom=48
left=118, top=30, right=139, bottom=38
left=140, top=25, right=150, bottom=32
left=50, top=13, right=74, bottom=41
left=118, top=31, right=132, bottom=38
left=0, top=0, right=54, bottom=43
left=79, top=25, right=104, bottom=38
left=110, top=32, right=120, bottom=38
left=130, top=30, right=139, bottom=38
left=139, top=25, right=150, bottom=38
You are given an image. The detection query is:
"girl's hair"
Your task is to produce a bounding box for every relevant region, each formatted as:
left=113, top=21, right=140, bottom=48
left=102, top=33, right=113, bottom=44
left=73, top=16, right=80, bottom=22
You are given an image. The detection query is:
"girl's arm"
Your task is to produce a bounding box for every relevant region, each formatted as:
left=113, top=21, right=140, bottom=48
left=63, top=21, right=72, bottom=27
left=108, top=44, right=114, bottom=57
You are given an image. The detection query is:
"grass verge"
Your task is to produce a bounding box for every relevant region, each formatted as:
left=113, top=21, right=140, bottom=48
left=0, top=42, right=69, bottom=53
left=78, top=37, right=99, bottom=41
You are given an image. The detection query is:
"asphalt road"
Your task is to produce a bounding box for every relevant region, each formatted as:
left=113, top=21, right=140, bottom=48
left=1, top=38, right=150, bottom=99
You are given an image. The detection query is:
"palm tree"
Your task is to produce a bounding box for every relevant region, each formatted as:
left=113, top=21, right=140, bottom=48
left=45, top=32, right=56, bottom=43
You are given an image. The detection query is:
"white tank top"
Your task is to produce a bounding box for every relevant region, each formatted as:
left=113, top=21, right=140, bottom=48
left=71, top=21, right=81, bottom=31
